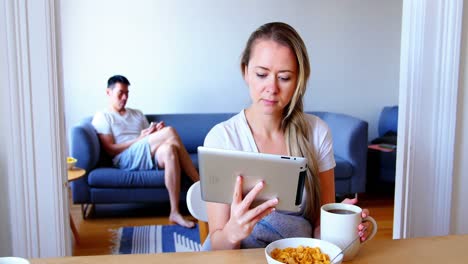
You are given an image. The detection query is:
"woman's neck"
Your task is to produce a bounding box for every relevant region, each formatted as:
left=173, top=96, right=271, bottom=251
left=244, top=107, right=283, bottom=136
left=245, top=107, right=287, bottom=154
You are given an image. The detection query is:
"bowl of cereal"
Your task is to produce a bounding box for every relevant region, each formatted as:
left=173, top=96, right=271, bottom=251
left=265, top=237, right=343, bottom=264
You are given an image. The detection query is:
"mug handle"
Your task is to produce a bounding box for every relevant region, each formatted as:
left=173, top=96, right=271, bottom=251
left=361, top=215, right=378, bottom=245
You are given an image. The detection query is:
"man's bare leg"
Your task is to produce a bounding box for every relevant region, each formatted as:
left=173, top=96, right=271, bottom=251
left=156, top=143, right=195, bottom=228
left=148, top=127, right=199, bottom=182
left=166, top=140, right=199, bottom=182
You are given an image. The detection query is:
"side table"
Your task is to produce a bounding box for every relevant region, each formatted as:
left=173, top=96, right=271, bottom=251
left=67, top=167, right=86, bottom=244
left=366, top=144, right=396, bottom=194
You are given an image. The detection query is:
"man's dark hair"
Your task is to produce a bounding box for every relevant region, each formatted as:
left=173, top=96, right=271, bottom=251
left=107, top=75, right=130, bottom=89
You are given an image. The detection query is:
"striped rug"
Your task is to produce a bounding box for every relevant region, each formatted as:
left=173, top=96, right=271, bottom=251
left=112, top=224, right=202, bottom=254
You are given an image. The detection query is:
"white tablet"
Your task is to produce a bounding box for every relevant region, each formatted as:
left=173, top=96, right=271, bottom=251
left=197, top=146, right=307, bottom=212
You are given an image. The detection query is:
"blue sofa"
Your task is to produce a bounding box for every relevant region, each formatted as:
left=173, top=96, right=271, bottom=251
left=70, top=112, right=368, bottom=216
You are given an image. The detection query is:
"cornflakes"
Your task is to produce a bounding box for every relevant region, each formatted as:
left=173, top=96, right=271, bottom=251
left=270, top=246, right=331, bottom=264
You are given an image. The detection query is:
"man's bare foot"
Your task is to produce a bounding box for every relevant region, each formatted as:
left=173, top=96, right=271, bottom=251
left=170, top=212, right=195, bottom=228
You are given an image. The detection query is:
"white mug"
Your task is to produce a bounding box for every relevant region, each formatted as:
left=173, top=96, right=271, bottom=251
left=320, top=203, right=377, bottom=261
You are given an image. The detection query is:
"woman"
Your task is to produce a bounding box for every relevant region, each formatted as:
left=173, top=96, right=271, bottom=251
left=203, top=22, right=370, bottom=250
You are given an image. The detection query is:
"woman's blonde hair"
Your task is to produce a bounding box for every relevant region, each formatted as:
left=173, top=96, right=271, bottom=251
left=240, top=22, right=321, bottom=224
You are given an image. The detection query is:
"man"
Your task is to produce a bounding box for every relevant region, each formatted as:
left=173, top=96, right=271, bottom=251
left=92, top=75, right=198, bottom=228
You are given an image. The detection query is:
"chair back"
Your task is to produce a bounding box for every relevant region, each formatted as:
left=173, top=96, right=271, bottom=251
left=378, top=106, right=398, bottom=137
left=186, top=181, right=208, bottom=222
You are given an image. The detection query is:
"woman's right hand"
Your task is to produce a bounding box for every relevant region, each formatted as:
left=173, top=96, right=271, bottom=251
left=223, top=175, right=279, bottom=244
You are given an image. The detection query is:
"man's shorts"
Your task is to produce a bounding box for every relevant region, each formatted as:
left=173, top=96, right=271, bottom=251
left=114, top=137, right=158, bottom=171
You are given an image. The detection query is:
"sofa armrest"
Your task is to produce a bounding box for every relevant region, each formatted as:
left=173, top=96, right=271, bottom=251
left=70, top=117, right=100, bottom=203
left=311, top=112, right=369, bottom=193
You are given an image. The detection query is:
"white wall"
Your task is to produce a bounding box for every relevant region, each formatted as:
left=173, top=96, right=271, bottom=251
left=0, top=0, right=12, bottom=256
left=451, top=2, right=468, bottom=235
left=60, top=0, right=401, bottom=141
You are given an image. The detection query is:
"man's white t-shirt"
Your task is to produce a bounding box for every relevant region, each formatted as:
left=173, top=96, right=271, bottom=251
left=92, top=108, right=149, bottom=163
left=92, top=108, right=149, bottom=144
left=204, top=110, right=336, bottom=173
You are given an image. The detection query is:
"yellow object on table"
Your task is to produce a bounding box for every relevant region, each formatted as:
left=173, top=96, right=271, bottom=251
left=67, top=157, right=77, bottom=170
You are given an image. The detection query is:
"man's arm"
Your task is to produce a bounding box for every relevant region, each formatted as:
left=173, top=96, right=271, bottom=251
left=97, top=134, right=141, bottom=157
left=98, top=126, right=156, bottom=157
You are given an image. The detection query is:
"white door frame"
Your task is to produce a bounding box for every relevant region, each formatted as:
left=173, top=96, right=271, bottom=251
left=2, top=0, right=71, bottom=257
left=393, top=0, right=463, bottom=239
left=0, top=0, right=463, bottom=257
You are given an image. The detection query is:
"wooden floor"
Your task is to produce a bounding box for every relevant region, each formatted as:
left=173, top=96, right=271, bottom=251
left=70, top=192, right=394, bottom=256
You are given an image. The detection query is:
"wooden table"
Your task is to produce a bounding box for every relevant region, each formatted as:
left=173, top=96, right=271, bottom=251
left=68, top=167, right=86, bottom=182
left=67, top=167, right=86, bottom=245
left=30, top=234, right=468, bottom=263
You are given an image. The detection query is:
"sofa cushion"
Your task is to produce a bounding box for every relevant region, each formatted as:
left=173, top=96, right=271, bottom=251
left=88, top=168, right=165, bottom=188
left=88, top=153, right=199, bottom=188
left=334, top=156, right=353, bottom=180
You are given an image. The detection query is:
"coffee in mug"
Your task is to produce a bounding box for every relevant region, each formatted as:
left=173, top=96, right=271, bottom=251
left=326, top=209, right=355, bottom=215
left=320, top=203, right=378, bottom=261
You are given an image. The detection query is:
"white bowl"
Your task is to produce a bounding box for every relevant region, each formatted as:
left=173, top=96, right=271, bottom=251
left=265, top=237, right=343, bottom=264
left=0, top=257, right=30, bottom=264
